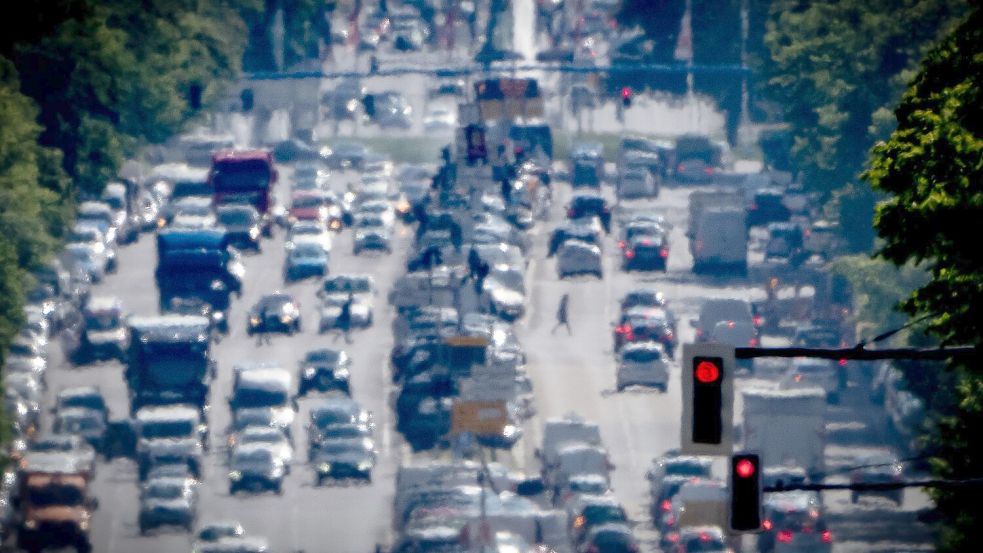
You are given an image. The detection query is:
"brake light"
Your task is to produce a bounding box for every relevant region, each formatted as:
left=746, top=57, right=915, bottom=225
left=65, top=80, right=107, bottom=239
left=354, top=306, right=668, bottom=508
left=661, top=499, right=672, bottom=511
left=666, top=514, right=676, bottom=526
left=727, top=320, right=736, bottom=328
left=700, top=532, right=711, bottom=541
left=642, top=239, right=652, bottom=246
left=822, top=530, right=832, bottom=543
left=752, top=315, right=763, bottom=327
left=777, top=530, right=793, bottom=543
left=660, top=248, right=669, bottom=258
left=618, top=240, right=626, bottom=249
left=666, top=532, right=680, bottom=544
left=704, top=167, right=714, bottom=176
left=749, top=337, right=759, bottom=347
left=763, top=519, right=773, bottom=530
left=625, top=249, right=635, bottom=259
left=694, top=240, right=703, bottom=252
left=615, top=324, right=630, bottom=335
left=838, top=358, right=848, bottom=366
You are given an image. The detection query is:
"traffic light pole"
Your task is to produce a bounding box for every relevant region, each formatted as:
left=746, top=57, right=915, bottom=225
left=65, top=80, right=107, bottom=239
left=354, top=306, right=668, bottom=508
left=733, top=345, right=978, bottom=361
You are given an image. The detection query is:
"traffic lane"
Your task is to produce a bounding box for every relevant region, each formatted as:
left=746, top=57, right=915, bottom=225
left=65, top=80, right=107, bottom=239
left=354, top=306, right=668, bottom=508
left=49, top=187, right=412, bottom=551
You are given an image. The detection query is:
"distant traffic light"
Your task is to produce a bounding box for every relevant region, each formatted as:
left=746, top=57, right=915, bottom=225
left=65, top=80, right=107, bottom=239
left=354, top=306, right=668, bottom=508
left=621, top=86, right=632, bottom=108
left=681, top=343, right=734, bottom=455
left=730, top=453, right=762, bottom=532
left=362, top=94, right=376, bottom=118
left=188, top=82, right=203, bottom=111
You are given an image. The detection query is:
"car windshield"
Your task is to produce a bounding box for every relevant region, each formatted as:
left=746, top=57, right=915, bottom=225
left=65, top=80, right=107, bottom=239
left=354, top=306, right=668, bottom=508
left=584, top=505, right=627, bottom=523
left=291, top=224, right=323, bottom=236
left=234, top=388, right=288, bottom=409
left=292, top=243, right=324, bottom=258
left=141, top=420, right=194, bottom=439
left=31, top=438, right=75, bottom=452
left=57, top=414, right=103, bottom=433
left=146, top=482, right=185, bottom=500
left=176, top=203, right=212, bottom=217
left=233, top=449, right=274, bottom=466
left=312, top=409, right=356, bottom=428
left=240, top=430, right=284, bottom=445
left=218, top=210, right=255, bottom=225
left=85, top=312, right=121, bottom=331
left=623, top=348, right=662, bottom=362
left=27, top=485, right=84, bottom=507
left=293, top=196, right=322, bottom=209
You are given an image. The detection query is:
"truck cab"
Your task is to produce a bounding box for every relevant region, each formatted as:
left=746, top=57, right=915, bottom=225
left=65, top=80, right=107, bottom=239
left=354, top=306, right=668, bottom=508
left=134, top=405, right=207, bottom=480
left=126, top=315, right=214, bottom=414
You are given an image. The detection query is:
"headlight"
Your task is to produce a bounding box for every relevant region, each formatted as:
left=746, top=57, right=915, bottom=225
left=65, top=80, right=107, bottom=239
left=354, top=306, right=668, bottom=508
left=318, top=462, right=331, bottom=473
left=197, top=423, right=208, bottom=434
left=210, top=279, right=227, bottom=291
left=357, top=460, right=373, bottom=471
left=503, top=424, right=519, bottom=438
left=329, top=219, right=342, bottom=230
left=24, top=519, right=38, bottom=530
left=229, top=470, right=242, bottom=481
left=212, top=311, right=224, bottom=321
left=304, top=367, right=316, bottom=379
left=279, top=314, right=293, bottom=324
left=248, top=226, right=260, bottom=239
left=79, top=519, right=90, bottom=531
left=249, top=316, right=261, bottom=326
left=334, top=368, right=350, bottom=379
left=157, top=217, right=166, bottom=228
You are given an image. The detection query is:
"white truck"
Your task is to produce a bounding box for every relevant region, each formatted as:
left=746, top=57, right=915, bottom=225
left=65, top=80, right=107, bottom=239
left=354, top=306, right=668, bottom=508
left=742, top=388, right=827, bottom=475
left=690, top=206, right=748, bottom=275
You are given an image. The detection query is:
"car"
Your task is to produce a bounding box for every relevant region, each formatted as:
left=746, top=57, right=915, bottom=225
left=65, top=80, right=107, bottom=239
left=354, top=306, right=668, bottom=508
left=246, top=293, right=302, bottom=335
left=549, top=222, right=603, bottom=257
left=70, top=295, right=129, bottom=363
left=318, top=275, right=375, bottom=331
left=195, top=520, right=245, bottom=543
left=286, top=222, right=334, bottom=257
left=323, top=80, right=365, bottom=121
left=621, top=234, right=669, bottom=271
left=616, top=342, right=669, bottom=392
left=617, top=168, right=658, bottom=199
left=229, top=426, right=293, bottom=470
left=134, top=405, right=207, bottom=481
left=758, top=491, right=830, bottom=553
left=298, top=348, right=352, bottom=396
left=284, top=240, right=329, bottom=281
left=24, top=433, right=97, bottom=477
left=52, top=407, right=108, bottom=453
left=675, top=157, right=714, bottom=183
left=139, top=476, right=198, bottom=534
left=579, top=522, right=639, bottom=553
left=694, top=298, right=755, bottom=342
left=229, top=364, right=296, bottom=436
left=482, top=267, right=526, bottom=321
left=62, top=242, right=107, bottom=283
left=287, top=190, right=330, bottom=227
left=849, top=452, right=904, bottom=505
left=228, top=443, right=286, bottom=495
left=613, top=307, right=676, bottom=356
left=566, top=192, right=611, bottom=231
left=68, top=222, right=117, bottom=273
left=192, top=536, right=271, bottom=553
left=780, top=357, right=840, bottom=403
left=368, top=91, right=413, bottom=128
left=747, top=188, right=791, bottom=227
left=569, top=495, right=630, bottom=545
left=226, top=407, right=292, bottom=449
left=169, top=197, right=217, bottom=229
left=354, top=199, right=396, bottom=229
left=708, top=319, right=758, bottom=370
left=324, top=141, right=369, bottom=170
left=423, top=107, right=457, bottom=131
left=764, top=222, right=804, bottom=261
left=353, top=216, right=393, bottom=255
left=311, top=438, right=376, bottom=484
left=619, top=288, right=667, bottom=312
left=645, top=453, right=714, bottom=514
left=557, top=240, right=603, bottom=279
left=216, top=205, right=264, bottom=251
left=671, top=525, right=732, bottom=553
left=618, top=220, right=667, bottom=252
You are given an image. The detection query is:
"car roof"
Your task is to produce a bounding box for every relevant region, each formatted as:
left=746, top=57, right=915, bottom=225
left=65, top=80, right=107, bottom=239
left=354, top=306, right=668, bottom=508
left=135, top=405, right=200, bottom=422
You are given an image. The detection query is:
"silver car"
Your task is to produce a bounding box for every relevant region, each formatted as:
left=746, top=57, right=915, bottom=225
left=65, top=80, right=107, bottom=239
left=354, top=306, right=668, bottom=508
left=556, top=240, right=603, bottom=279
left=616, top=342, right=669, bottom=392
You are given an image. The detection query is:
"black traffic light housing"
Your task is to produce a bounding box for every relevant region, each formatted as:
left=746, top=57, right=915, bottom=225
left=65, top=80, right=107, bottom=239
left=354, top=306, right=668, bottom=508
left=188, top=82, right=203, bottom=111
left=621, top=86, right=632, bottom=108
left=362, top=94, right=376, bottom=118
left=692, top=356, right=723, bottom=444
left=730, top=453, right=763, bottom=532
left=240, top=88, right=254, bottom=112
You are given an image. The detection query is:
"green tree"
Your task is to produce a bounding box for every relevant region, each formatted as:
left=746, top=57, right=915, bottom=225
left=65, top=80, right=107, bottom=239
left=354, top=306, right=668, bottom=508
left=863, top=5, right=983, bottom=550
left=762, top=0, right=967, bottom=252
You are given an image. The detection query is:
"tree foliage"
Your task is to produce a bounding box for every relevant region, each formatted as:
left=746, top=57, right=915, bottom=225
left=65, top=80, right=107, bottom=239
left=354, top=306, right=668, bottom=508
left=762, top=0, right=967, bottom=252
left=863, top=5, right=983, bottom=550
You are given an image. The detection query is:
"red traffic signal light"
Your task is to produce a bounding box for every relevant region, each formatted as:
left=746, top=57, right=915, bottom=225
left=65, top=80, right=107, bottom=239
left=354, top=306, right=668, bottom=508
left=621, top=86, right=632, bottom=107
left=730, top=453, right=762, bottom=532
left=691, top=356, right=723, bottom=444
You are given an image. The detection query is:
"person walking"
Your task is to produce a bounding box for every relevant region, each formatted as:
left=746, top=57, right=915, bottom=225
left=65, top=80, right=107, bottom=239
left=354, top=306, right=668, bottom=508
left=334, top=293, right=353, bottom=344
left=551, top=293, right=571, bottom=335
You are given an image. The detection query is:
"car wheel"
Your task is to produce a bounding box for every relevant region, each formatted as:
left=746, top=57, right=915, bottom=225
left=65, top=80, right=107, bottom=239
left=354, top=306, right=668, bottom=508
left=275, top=482, right=283, bottom=495
left=850, top=491, right=859, bottom=504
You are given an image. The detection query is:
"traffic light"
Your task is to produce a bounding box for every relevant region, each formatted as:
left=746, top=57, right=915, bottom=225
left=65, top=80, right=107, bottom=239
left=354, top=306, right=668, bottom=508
left=681, top=343, right=734, bottom=455
left=188, top=82, right=203, bottom=111
left=362, top=94, right=376, bottom=118
left=621, top=86, right=632, bottom=108
left=730, top=453, right=762, bottom=532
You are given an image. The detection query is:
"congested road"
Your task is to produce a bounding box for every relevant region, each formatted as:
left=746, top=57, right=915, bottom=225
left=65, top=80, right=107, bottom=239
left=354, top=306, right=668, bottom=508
left=26, top=1, right=934, bottom=552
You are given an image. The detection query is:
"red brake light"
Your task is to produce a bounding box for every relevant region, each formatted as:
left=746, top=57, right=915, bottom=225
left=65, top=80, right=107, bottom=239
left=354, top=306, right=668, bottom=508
left=703, top=167, right=714, bottom=175
left=822, top=530, right=832, bottom=543
left=625, top=250, right=635, bottom=259
left=618, top=240, right=626, bottom=249
left=749, top=337, right=759, bottom=347
left=661, top=499, right=672, bottom=511
left=642, top=239, right=651, bottom=246
left=763, top=519, right=773, bottom=530
left=727, top=320, right=736, bottom=328
left=700, top=532, right=711, bottom=541
left=660, top=248, right=669, bottom=258
left=694, top=240, right=703, bottom=252
left=777, top=530, right=793, bottom=543
left=752, top=315, right=763, bottom=327
left=621, top=86, right=631, bottom=99
left=838, top=358, right=848, bottom=366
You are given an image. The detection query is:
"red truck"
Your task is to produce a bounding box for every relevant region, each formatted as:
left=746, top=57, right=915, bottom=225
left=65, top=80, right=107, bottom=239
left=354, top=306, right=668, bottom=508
left=209, top=149, right=278, bottom=232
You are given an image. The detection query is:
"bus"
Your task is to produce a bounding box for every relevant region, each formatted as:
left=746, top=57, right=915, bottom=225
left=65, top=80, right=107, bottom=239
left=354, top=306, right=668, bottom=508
left=209, top=149, right=278, bottom=216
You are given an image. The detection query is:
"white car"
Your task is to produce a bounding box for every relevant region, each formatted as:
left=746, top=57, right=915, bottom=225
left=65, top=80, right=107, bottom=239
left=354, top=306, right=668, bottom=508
left=556, top=240, right=603, bottom=279
left=354, top=200, right=396, bottom=229
left=318, top=274, right=376, bottom=330
left=286, top=221, right=333, bottom=254
left=780, top=357, right=841, bottom=403
left=616, top=341, right=669, bottom=392
left=229, top=425, right=294, bottom=470
left=423, top=107, right=457, bottom=131
left=617, top=168, right=658, bottom=199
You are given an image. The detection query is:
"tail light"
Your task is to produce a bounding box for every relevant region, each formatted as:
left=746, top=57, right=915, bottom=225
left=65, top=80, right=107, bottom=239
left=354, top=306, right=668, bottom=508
left=777, top=530, right=793, bottom=543
left=822, top=530, right=832, bottom=543
left=642, top=239, right=652, bottom=246
left=703, top=167, right=714, bottom=176
left=666, top=532, right=680, bottom=544
left=624, top=250, right=635, bottom=259
left=618, top=240, right=626, bottom=249
left=727, top=320, right=736, bottom=328
left=694, top=240, right=703, bottom=252
left=838, top=358, right=848, bottom=366
left=700, top=532, right=712, bottom=541
left=752, top=315, right=763, bottom=327
left=661, top=499, right=672, bottom=512
left=660, top=248, right=669, bottom=258
left=749, top=337, right=759, bottom=347
left=763, top=519, right=773, bottom=530
left=665, top=514, right=676, bottom=526
left=695, top=328, right=703, bottom=339
left=615, top=324, right=630, bottom=335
